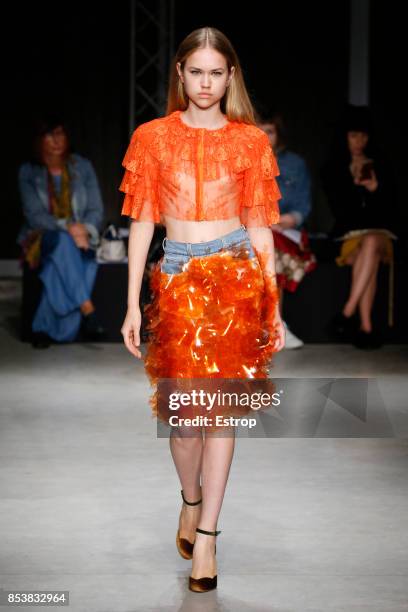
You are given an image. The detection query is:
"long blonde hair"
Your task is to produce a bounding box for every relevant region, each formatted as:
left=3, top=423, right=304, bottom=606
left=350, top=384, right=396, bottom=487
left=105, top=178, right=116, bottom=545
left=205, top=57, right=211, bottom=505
left=166, top=27, right=256, bottom=124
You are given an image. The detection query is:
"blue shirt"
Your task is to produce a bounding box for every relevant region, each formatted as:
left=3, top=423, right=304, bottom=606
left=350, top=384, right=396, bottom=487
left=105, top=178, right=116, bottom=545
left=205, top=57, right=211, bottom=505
left=17, top=153, right=104, bottom=248
left=52, top=174, right=62, bottom=195
left=276, top=148, right=312, bottom=228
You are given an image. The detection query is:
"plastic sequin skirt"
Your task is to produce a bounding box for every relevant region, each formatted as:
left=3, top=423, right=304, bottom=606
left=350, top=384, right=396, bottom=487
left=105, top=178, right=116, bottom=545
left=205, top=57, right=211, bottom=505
left=142, top=225, right=279, bottom=423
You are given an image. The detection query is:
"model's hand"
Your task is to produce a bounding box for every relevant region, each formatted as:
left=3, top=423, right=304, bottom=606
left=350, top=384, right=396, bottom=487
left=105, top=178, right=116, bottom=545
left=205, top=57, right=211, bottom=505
left=263, top=298, right=285, bottom=353
left=270, top=305, right=286, bottom=352
left=121, top=308, right=142, bottom=359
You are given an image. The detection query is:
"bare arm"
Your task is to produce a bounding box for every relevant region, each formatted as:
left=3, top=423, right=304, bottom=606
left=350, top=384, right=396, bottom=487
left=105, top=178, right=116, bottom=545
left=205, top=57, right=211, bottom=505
left=247, top=226, right=285, bottom=352
left=121, top=220, right=155, bottom=358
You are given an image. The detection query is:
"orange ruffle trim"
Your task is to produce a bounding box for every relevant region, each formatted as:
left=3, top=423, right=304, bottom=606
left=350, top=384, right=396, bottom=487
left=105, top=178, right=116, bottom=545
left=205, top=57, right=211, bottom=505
left=119, top=110, right=281, bottom=227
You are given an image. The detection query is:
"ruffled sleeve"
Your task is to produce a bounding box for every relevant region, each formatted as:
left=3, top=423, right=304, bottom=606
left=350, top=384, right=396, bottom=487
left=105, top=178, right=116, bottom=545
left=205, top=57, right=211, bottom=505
left=240, top=131, right=281, bottom=228
left=119, top=126, right=160, bottom=223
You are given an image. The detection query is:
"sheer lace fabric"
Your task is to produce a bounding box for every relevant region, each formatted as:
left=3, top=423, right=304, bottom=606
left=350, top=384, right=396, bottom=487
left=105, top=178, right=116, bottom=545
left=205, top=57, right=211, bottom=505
left=119, top=110, right=281, bottom=227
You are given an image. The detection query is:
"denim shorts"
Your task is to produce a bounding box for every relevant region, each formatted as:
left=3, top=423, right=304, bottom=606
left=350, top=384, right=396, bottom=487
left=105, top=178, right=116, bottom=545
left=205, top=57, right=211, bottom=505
left=160, top=224, right=256, bottom=274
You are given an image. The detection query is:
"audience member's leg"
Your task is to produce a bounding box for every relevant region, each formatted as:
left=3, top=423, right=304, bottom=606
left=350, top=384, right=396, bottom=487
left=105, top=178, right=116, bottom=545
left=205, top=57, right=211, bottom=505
left=33, top=230, right=98, bottom=341
left=342, top=234, right=383, bottom=317
left=358, top=265, right=378, bottom=332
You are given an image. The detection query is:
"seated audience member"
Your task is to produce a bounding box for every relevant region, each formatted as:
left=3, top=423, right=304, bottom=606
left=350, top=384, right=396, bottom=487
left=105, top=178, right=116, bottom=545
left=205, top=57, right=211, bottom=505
left=17, top=115, right=105, bottom=347
left=258, top=112, right=317, bottom=349
left=321, top=104, right=398, bottom=349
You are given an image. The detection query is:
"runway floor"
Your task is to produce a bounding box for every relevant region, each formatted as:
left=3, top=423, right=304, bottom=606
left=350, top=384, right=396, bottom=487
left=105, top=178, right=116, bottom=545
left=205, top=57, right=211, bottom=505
left=1, top=289, right=408, bottom=611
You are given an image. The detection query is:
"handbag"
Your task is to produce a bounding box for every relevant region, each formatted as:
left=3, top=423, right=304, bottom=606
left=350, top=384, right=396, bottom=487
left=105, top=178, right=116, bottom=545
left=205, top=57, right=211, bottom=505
left=96, top=224, right=126, bottom=262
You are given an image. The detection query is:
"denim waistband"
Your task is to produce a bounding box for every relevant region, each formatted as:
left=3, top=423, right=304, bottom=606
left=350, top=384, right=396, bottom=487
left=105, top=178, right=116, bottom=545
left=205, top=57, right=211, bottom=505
left=162, top=225, right=249, bottom=257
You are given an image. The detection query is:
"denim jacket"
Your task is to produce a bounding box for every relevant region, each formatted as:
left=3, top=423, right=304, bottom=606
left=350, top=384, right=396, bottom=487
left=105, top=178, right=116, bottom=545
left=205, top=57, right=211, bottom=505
left=276, top=148, right=312, bottom=228
left=17, top=153, right=104, bottom=248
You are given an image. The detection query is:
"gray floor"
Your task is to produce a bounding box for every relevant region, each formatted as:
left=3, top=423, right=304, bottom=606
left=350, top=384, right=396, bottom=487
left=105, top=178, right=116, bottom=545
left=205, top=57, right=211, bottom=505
left=1, top=282, right=408, bottom=611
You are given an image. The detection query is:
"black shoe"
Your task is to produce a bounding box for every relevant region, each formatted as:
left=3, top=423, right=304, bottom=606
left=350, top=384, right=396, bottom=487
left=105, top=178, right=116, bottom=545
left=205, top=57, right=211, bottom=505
left=352, top=329, right=383, bottom=350
left=31, top=332, right=51, bottom=349
left=81, top=311, right=106, bottom=341
left=330, top=311, right=357, bottom=340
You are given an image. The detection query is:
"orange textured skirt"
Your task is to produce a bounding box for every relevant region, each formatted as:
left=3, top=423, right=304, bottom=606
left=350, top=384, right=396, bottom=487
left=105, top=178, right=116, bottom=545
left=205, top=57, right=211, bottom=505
left=142, top=227, right=279, bottom=423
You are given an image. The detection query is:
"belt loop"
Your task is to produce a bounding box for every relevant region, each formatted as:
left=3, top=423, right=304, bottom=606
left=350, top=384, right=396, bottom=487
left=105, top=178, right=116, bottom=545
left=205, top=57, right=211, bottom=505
left=162, top=236, right=167, bottom=251
left=187, top=242, right=193, bottom=257
left=221, top=236, right=226, bottom=250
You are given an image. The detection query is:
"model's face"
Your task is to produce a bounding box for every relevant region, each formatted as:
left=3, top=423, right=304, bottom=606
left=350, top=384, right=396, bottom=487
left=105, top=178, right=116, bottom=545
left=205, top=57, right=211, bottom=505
left=177, top=48, right=234, bottom=109
left=41, top=126, right=68, bottom=158
left=259, top=122, right=278, bottom=148
left=347, top=130, right=369, bottom=155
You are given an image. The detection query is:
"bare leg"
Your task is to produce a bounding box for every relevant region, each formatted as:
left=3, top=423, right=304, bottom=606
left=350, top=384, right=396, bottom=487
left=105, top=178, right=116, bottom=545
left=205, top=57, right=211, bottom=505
left=170, top=427, right=204, bottom=542
left=191, top=429, right=236, bottom=579
left=342, top=249, right=364, bottom=315
left=342, top=235, right=383, bottom=317
left=358, top=262, right=379, bottom=332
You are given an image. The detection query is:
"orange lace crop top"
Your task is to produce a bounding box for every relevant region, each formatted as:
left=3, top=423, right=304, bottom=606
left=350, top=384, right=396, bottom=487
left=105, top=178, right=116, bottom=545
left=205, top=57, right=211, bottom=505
left=119, top=109, right=282, bottom=227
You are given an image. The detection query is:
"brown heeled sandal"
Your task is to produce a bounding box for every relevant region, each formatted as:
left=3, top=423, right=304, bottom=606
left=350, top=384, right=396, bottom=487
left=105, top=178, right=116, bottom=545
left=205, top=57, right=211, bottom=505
left=188, top=527, right=221, bottom=593
left=176, top=489, right=202, bottom=560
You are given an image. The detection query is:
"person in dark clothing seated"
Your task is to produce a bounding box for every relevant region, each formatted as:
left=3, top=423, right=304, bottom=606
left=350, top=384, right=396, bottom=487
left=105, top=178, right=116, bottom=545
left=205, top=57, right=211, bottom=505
left=17, top=115, right=106, bottom=347
left=321, top=105, right=398, bottom=349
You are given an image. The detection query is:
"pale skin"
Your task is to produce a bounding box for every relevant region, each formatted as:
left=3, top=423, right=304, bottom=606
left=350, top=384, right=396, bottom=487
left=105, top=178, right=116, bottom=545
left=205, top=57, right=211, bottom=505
left=41, top=126, right=95, bottom=315
left=121, top=47, right=285, bottom=580
left=341, top=131, right=387, bottom=332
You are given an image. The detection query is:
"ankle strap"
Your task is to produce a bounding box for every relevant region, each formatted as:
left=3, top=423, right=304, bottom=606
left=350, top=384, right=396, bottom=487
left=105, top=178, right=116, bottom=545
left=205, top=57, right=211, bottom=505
left=181, top=489, right=202, bottom=506
left=196, top=527, right=221, bottom=536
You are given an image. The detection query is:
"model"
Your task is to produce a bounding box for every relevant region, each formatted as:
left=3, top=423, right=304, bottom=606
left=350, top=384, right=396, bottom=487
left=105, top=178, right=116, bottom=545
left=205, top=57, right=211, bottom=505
left=119, top=26, right=285, bottom=593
